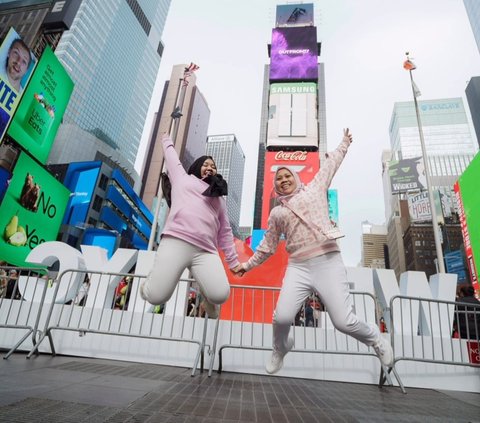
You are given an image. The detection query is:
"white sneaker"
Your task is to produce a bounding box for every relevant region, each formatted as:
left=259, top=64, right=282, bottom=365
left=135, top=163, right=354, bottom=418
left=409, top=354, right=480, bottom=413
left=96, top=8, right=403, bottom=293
left=201, top=299, right=219, bottom=319
left=372, top=336, right=393, bottom=367
left=266, top=337, right=294, bottom=374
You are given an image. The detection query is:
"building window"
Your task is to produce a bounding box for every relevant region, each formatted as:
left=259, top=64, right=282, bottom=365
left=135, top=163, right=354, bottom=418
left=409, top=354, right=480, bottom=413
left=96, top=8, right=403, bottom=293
left=92, top=195, right=103, bottom=212
left=99, top=174, right=108, bottom=190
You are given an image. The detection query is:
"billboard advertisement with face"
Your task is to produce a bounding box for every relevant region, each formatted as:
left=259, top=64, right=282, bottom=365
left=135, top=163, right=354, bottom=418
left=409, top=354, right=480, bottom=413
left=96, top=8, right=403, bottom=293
left=0, top=27, right=36, bottom=142
left=269, top=26, right=318, bottom=81
left=267, top=82, right=318, bottom=149
left=0, top=152, right=70, bottom=266
left=454, top=152, right=480, bottom=299
left=7, top=46, right=74, bottom=164
left=261, top=150, right=319, bottom=228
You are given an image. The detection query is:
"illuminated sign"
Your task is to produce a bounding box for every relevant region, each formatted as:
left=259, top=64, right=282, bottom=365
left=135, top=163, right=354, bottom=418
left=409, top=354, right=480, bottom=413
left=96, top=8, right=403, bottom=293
left=0, top=152, right=70, bottom=266
left=261, top=151, right=319, bottom=228
left=7, top=46, right=74, bottom=164
left=454, top=151, right=480, bottom=299
left=275, top=3, right=314, bottom=27
left=0, top=27, right=36, bottom=142
left=270, top=27, right=318, bottom=81
left=267, top=82, right=318, bottom=148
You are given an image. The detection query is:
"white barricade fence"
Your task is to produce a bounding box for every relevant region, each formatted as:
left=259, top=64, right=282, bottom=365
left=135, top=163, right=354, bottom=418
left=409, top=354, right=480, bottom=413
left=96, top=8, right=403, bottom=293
left=0, top=266, right=48, bottom=358
left=1, top=241, right=479, bottom=392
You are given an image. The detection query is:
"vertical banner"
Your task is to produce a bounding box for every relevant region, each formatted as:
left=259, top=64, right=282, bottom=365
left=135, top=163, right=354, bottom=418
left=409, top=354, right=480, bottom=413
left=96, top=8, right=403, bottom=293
left=0, top=27, right=36, bottom=142
left=455, top=168, right=479, bottom=299
left=7, top=46, right=74, bottom=164
left=0, top=152, right=70, bottom=266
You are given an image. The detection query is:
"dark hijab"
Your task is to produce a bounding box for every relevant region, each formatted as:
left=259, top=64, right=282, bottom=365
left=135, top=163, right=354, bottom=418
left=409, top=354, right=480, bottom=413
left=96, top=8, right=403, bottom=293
left=162, top=155, right=228, bottom=208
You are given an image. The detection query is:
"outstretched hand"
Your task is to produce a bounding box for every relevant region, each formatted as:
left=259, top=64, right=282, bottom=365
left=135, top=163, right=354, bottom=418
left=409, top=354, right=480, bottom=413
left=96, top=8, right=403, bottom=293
left=344, top=128, right=353, bottom=144
left=230, top=263, right=245, bottom=277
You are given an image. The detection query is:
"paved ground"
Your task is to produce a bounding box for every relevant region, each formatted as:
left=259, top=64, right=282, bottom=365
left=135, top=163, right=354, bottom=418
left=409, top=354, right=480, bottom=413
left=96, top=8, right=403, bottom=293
left=0, top=352, right=479, bottom=422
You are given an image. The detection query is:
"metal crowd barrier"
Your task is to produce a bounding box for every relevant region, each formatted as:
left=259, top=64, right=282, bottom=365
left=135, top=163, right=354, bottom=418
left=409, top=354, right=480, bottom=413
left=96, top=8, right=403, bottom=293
left=390, top=295, right=480, bottom=371
left=209, top=284, right=404, bottom=390
left=0, top=266, right=48, bottom=359
left=19, top=269, right=213, bottom=376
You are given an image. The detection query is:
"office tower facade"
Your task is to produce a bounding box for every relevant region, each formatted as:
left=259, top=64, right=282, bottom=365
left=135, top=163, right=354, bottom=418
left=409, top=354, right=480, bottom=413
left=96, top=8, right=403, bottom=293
left=49, top=0, right=171, bottom=178
left=140, top=64, right=210, bottom=212
left=253, top=3, right=325, bottom=231
left=361, top=221, right=388, bottom=269
left=466, top=77, right=480, bottom=148
left=206, top=134, right=245, bottom=238
left=464, top=0, right=480, bottom=54
left=384, top=97, right=477, bottom=277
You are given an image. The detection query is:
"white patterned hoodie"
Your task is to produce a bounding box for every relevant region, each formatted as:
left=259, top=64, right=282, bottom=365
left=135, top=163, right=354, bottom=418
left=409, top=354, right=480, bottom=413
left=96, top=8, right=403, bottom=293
left=243, top=135, right=351, bottom=271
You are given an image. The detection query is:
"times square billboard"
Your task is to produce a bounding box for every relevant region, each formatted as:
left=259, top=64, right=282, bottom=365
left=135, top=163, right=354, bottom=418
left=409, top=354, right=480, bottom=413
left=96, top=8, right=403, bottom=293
left=454, top=152, right=480, bottom=299
left=261, top=150, right=319, bottom=228
left=275, top=3, right=314, bottom=27
left=267, top=82, right=318, bottom=149
left=269, top=26, right=318, bottom=81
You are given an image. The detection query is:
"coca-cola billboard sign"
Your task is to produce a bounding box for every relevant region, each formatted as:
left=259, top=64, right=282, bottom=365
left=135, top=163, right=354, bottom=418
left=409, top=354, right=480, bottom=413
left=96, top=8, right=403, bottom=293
left=261, top=151, right=319, bottom=228
left=274, top=151, right=307, bottom=161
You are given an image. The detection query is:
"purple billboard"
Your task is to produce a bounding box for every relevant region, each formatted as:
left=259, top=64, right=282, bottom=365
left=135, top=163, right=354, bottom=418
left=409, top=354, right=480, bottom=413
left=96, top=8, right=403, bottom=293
left=269, top=26, right=318, bottom=81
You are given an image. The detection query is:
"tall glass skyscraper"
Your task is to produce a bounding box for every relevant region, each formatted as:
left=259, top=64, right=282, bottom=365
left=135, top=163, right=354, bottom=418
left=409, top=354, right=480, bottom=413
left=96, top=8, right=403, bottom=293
left=206, top=134, right=245, bottom=238
left=54, top=0, right=171, bottom=170
left=464, top=0, right=480, bottom=54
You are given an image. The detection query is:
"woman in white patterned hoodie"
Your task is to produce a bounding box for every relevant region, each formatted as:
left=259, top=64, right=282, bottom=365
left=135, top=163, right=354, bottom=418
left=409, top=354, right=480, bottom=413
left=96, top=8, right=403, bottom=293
left=239, top=129, right=393, bottom=374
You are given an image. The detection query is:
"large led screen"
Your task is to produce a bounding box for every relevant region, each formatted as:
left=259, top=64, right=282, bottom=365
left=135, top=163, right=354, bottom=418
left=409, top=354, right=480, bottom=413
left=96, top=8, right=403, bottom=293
left=275, top=4, right=314, bottom=27
left=0, top=152, right=70, bottom=266
left=270, top=26, right=318, bottom=81
left=261, top=150, right=319, bottom=228
left=454, top=151, right=480, bottom=299
left=267, top=82, right=318, bottom=148
left=7, top=46, right=74, bottom=164
left=0, top=27, right=36, bottom=142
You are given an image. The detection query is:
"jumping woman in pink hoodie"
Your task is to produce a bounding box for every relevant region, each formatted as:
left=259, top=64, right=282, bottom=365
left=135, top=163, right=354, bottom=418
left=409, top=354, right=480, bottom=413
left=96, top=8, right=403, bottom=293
left=141, top=134, right=242, bottom=318
left=240, top=129, right=393, bottom=374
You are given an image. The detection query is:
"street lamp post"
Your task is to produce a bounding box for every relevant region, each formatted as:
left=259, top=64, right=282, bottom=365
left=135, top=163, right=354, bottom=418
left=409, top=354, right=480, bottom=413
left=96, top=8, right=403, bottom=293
left=404, top=54, right=445, bottom=273
left=147, top=63, right=199, bottom=251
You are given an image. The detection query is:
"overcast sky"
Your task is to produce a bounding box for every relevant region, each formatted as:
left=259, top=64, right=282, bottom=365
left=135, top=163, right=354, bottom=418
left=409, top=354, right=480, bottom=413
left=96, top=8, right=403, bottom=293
left=136, top=0, right=480, bottom=266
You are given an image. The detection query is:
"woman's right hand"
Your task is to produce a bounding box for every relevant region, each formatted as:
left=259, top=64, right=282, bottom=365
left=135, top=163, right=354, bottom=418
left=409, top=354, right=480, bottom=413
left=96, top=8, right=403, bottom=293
left=344, top=128, right=353, bottom=144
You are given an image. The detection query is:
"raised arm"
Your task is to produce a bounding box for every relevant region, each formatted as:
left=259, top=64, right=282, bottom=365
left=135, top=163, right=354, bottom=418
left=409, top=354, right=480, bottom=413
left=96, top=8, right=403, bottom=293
left=309, top=128, right=353, bottom=191
left=162, top=133, right=186, bottom=180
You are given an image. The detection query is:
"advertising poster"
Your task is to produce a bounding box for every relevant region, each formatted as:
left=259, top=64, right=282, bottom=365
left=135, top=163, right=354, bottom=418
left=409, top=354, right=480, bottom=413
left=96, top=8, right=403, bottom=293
left=454, top=152, right=480, bottom=299
left=7, top=46, right=74, bottom=164
left=270, top=26, right=318, bottom=81
left=388, top=156, right=426, bottom=193
left=0, top=27, right=36, bottom=142
left=261, top=150, right=319, bottom=228
left=275, top=3, right=314, bottom=27
left=0, top=152, right=70, bottom=267
left=267, top=82, right=318, bottom=148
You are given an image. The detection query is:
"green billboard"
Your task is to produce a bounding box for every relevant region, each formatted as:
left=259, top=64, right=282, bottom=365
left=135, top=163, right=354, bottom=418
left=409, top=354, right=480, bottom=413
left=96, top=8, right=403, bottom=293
left=0, top=152, right=70, bottom=266
left=454, top=151, right=480, bottom=299
left=7, top=45, right=74, bottom=164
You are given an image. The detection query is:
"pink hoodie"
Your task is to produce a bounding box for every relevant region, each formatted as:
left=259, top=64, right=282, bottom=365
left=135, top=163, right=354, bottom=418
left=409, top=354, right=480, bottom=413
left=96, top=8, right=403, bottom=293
left=161, top=136, right=239, bottom=268
left=244, top=136, right=351, bottom=271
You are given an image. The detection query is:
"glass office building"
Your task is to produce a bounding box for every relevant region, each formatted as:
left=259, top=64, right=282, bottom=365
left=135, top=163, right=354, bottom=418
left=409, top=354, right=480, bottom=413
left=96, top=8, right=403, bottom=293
left=206, top=134, right=245, bottom=238
left=54, top=0, right=171, bottom=169
left=464, top=0, right=480, bottom=54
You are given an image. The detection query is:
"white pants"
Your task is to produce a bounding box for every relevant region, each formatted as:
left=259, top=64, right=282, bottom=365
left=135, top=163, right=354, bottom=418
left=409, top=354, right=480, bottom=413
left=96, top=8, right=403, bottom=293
left=142, top=236, right=230, bottom=305
left=273, top=251, right=379, bottom=353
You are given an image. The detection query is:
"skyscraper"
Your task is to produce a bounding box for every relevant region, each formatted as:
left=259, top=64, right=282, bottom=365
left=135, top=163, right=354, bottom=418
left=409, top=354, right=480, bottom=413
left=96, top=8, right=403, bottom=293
left=140, top=64, right=210, bottom=212
left=51, top=0, right=171, bottom=177
left=464, top=0, right=480, bottom=54
left=465, top=77, right=480, bottom=148
left=206, top=134, right=245, bottom=238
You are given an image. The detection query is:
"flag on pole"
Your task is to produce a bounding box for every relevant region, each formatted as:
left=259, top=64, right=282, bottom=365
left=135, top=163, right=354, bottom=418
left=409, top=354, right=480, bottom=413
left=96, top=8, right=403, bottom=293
left=182, top=62, right=200, bottom=87
left=403, top=59, right=416, bottom=70
left=412, top=80, right=421, bottom=97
